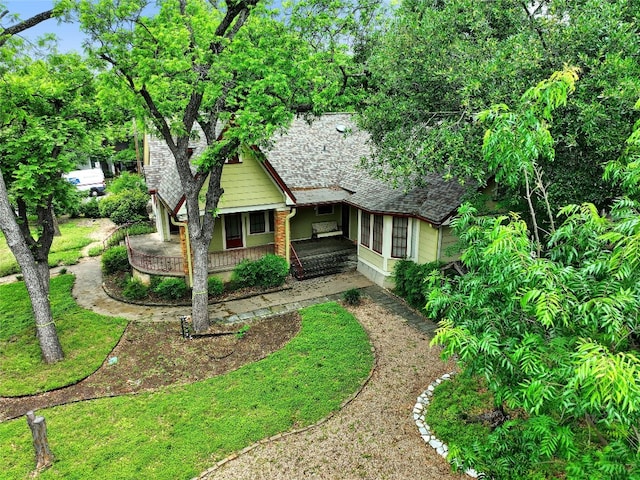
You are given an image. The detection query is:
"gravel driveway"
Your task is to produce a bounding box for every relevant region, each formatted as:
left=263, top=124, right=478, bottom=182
left=199, top=300, right=463, bottom=480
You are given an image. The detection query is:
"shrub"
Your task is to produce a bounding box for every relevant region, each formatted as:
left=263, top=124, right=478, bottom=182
left=149, top=275, right=163, bottom=290
left=342, top=288, right=361, bottom=306
left=102, top=246, right=130, bottom=274
left=109, top=190, right=149, bottom=225
left=393, top=260, right=442, bottom=310
left=107, top=172, right=147, bottom=194
left=153, top=278, right=188, bottom=300
left=79, top=198, right=101, bottom=218
left=98, top=194, right=119, bottom=219
left=208, top=276, right=224, bottom=296
left=122, top=277, right=148, bottom=300
left=88, top=245, right=103, bottom=257
left=232, top=254, right=289, bottom=288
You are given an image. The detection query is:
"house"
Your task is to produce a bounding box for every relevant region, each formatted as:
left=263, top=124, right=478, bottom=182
left=140, top=113, right=470, bottom=288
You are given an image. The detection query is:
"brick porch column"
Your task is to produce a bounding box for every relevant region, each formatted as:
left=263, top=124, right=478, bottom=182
left=179, top=224, right=190, bottom=279
left=274, top=209, right=289, bottom=259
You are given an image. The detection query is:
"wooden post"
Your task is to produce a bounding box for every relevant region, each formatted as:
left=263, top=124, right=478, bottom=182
left=26, top=411, right=54, bottom=471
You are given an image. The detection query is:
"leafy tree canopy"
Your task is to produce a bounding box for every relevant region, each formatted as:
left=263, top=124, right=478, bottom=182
left=358, top=0, right=640, bottom=210
left=428, top=71, right=640, bottom=479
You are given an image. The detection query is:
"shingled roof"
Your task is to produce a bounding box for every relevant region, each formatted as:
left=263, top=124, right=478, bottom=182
left=147, top=113, right=470, bottom=225
left=265, top=113, right=469, bottom=225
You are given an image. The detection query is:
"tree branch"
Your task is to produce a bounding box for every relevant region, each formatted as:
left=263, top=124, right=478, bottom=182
left=0, top=9, right=54, bottom=47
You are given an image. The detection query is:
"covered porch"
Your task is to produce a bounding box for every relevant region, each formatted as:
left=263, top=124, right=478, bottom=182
left=125, top=233, right=275, bottom=278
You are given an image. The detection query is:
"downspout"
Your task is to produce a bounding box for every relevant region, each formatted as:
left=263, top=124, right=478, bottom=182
left=171, top=216, right=193, bottom=287
left=436, top=225, right=443, bottom=262
left=285, top=207, right=297, bottom=264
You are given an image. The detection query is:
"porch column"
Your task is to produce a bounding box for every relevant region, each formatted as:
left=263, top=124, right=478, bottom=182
left=178, top=224, right=191, bottom=284
left=274, top=208, right=289, bottom=260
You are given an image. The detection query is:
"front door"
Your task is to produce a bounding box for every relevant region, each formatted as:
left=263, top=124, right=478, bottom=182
left=225, top=214, right=244, bottom=249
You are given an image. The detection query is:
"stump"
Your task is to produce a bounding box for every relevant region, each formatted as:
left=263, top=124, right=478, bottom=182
left=26, top=411, right=54, bottom=471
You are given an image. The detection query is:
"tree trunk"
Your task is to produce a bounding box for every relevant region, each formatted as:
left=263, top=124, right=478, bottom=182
left=0, top=172, right=63, bottom=363
left=26, top=410, right=54, bottom=471
left=190, top=238, right=210, bottom=333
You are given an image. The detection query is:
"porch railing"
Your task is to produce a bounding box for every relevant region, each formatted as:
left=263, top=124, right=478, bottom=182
left=207, top=244, right=275, bottom=272
left=126, top=236, right=184, bottom=275
left=290, top=243, right=304, bottom=279
left=126, top=236, right=275, bottom=275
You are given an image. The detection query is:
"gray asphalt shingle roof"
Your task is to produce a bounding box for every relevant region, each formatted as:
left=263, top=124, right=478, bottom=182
left=147, top=113, right=469, bottom=225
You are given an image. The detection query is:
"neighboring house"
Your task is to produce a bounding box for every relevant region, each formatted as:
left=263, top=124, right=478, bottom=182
left=141, top=113, right=470, bottom=288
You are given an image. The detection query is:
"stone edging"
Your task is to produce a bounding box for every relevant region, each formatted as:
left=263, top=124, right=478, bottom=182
left=193, top=341, right=378, bottom=480
left=414, top=373, right=483, bottom=479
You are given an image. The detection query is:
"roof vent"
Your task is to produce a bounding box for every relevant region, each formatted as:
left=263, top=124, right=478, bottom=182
left=336, top=124, right=347, bottom=133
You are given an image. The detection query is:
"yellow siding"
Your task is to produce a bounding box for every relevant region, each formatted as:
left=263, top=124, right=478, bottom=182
left=290, top=206, right=341, bottom=240
left=417, top=220, right=439, bottom=264
left=208, top=221, right=224, bottom=252
left=217, top=153, right=285, bottom=209
left=349, top=206, right=358, bottom=241
left=246, top=231, right=274, bottom=248
left=359, top=246, right=384, bottom=270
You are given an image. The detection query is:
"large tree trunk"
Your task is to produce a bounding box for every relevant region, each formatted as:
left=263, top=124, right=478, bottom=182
left=0, top=172, right=63, bottom=363
left=190, top=238, right=210, bottom=332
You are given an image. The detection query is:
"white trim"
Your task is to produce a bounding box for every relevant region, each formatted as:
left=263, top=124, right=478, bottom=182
left=217, top=203, right=285, bottom=215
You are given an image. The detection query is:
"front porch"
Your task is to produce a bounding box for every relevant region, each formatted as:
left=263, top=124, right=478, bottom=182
left=125, top=233, right=275, bottom=277
left=290, top=237, right=357, bottom=279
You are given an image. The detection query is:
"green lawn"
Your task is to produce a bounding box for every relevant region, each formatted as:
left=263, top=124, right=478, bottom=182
left=0, top=302, right=372, bottom=479
left=0, top=275, right=128, bottom=396
left=0, top=218, right=98, bottom=277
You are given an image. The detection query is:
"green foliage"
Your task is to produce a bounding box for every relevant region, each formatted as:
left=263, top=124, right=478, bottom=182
left=87, top=245, right=103, bottom=257
left=232, top=254, right=289, bottom=288
left=428, top=75, right=640, bottom=477
left=104, top=221, right=155, bottom=248
left=98, top=189, right=149, bottom=225
left=359, top=0, right=640, bottom=209
left=79, top=197, right=102, bottom=218
left=0, top=302, right=372, bottom=479
left=342, top=288, right=361, bottom=306
left=207, top=276, right=224, bottom=296
left=235, top=324, right=250, bottom=339
left=106, top=171, right=147, bottom=194
left=0, top=275, right=127, bottom=396
left=121, top=276, right=148, bottom=300
left=153, top=277, right=189, bottom=300
left=393, top=260, right=442, bottom=310
left=101, top=246, right=130, bottom=274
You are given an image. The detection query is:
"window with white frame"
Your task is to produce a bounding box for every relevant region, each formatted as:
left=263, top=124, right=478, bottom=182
left=360, top=212, right=370, bottom=247
left=372, top=214, right=383, bottom=253
left=249, top=210, right=273, bottom=234
left=316, top=204, right=334, bottom=215
left=391, top=217, right=408, bottom=258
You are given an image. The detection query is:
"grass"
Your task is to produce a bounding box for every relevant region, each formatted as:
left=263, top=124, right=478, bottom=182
left=0, top=275, right=128, bottom=396
left=0, top=218, right=98, bottom=277
left=0, top=302, right=372, bottom=479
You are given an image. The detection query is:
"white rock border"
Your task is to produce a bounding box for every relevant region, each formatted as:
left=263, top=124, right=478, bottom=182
left=414, top=372, right=483, bottom=479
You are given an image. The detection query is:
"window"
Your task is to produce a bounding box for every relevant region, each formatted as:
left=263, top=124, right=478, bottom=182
left=268, top=210, right=275, bottom=232
left=360, top=213, right=370, bottom=247
left=316, top=204, right=334, bottom=215
left=249, top=211, right=266, bottom=234
left=391, top=217, right=408, bottom=258
left=372, top=215, right=383, bottom=253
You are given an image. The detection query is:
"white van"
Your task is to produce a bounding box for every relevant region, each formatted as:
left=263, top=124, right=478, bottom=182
left=63, top=168, right=106, bottom=197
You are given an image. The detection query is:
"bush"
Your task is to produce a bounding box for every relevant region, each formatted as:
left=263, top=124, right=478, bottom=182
left=393, top=260, right=442, bottom=309
left=109, top=190, right=149, bottom=225
left=79, top=198, right=101, bottom=218
left=107, top=172, right=147, bottom=194
left=88, top=245, right=103, bottom=257
left=208, top=276, right=224, bottom=296
left=102, top=246, right=130, bottom=274
left=342, top=288, right=361, bottom=306
left=232, top=254, right=289, bottom=288
left=122, top=277, right=148, bottom=300
left=153, top=278, right=188, bottom=300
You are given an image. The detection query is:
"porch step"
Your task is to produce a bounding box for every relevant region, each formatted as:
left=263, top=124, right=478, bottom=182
left=292, top=250, right=356, bottom=280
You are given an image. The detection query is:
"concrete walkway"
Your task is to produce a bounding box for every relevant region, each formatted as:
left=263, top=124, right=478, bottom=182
left=64, top=258, right=437, bottom=334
